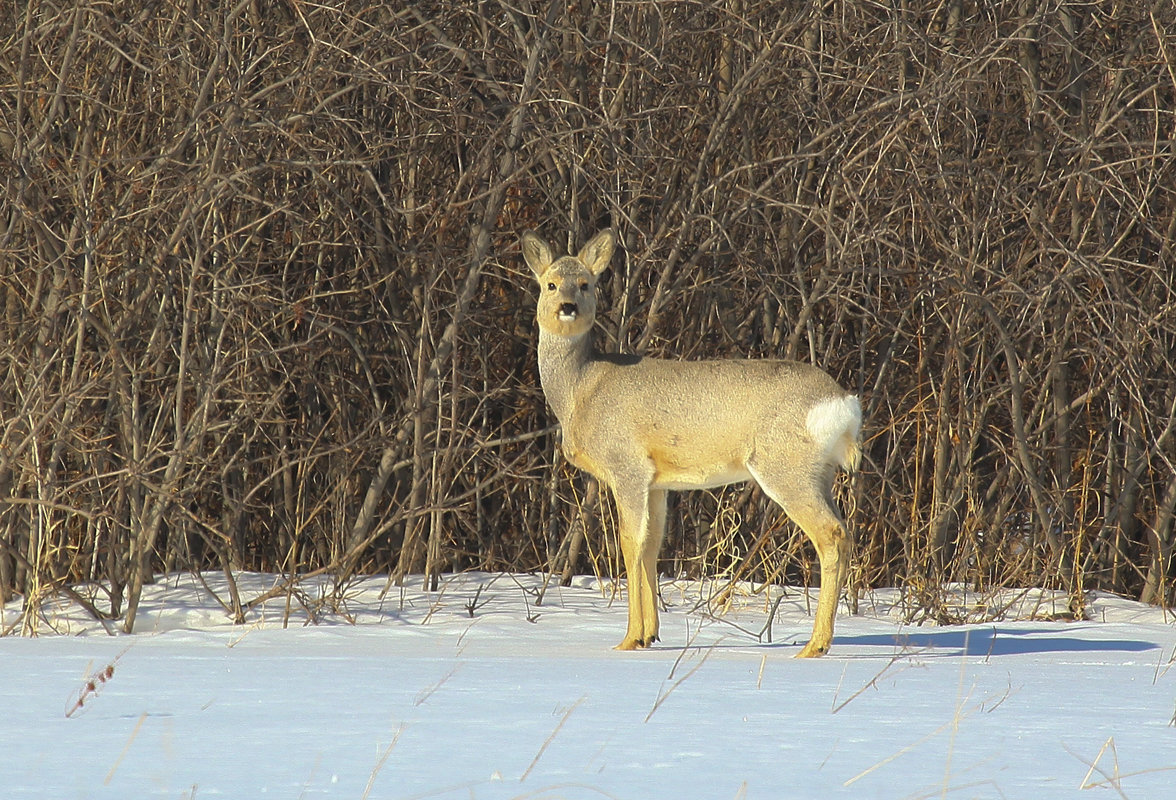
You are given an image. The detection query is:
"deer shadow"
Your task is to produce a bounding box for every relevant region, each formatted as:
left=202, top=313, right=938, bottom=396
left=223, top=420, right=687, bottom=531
left=834, top=626, right=1159, bottom=657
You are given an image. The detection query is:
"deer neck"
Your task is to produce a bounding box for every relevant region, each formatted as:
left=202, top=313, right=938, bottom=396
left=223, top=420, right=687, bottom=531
left=537, top=328, right=595, bottom=425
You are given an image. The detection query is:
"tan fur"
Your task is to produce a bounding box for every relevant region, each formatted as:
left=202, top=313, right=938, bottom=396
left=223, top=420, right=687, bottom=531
left=522, top=229, right=863, bottom=657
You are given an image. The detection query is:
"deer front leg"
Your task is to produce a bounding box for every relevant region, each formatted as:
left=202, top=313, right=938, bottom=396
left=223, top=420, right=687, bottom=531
left=611, top=481, right=660, bottom=650
left=616, top=524, right=647, bottom=650
left=639, top=488, right=668, bottom=645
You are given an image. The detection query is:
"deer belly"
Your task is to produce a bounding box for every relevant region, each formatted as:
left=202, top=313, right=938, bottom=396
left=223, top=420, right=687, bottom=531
left=650, top=453, right=751, bottom=490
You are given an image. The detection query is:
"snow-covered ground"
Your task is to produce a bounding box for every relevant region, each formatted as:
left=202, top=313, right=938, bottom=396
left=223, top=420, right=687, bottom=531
left=2, top=572, right=1174, bottom=799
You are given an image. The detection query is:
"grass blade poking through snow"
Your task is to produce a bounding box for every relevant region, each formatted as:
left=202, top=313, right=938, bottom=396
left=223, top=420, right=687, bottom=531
left=361, top=724, right=404, bottom=800
left=521, top=696, right=585, bottom=782
left=104, top=713, right=147, bottom=785
left=645, top=639, right=717, bottom=723
left=65, top=646, right=131, bottom=718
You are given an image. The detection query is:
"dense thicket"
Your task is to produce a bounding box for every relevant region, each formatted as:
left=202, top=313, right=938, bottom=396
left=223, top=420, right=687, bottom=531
left=2, top=0, right=1174, bottom=632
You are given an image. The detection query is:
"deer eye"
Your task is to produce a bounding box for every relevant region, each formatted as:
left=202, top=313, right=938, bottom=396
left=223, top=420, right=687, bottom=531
left=579, top=281, right=589, bottom=291
left=546, top=282, right=557, bottom=291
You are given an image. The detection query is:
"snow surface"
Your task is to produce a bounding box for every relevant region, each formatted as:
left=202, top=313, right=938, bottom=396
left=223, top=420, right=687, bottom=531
left=2, top=572, right=1175, bottom=799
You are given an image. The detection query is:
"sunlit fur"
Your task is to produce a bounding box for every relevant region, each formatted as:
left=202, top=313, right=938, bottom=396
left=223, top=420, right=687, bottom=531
left=522, top=229, right=862, bottom=656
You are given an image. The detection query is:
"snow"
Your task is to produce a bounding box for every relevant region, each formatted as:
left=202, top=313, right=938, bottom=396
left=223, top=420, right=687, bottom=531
left=2, top=572, right=1174, bottom=799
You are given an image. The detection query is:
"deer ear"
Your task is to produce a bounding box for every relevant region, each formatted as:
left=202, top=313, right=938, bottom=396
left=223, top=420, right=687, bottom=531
left=521, top=231, right=554, bottom=279
left=578, top=229, right=615, bottom=276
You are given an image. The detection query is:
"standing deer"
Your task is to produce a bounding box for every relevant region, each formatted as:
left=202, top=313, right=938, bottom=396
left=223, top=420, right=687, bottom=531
left=522, top=229, right=862, bottom=657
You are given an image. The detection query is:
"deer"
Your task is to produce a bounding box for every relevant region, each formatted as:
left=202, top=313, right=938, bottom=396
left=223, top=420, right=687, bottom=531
left=521, top=228, right=862, bottom=657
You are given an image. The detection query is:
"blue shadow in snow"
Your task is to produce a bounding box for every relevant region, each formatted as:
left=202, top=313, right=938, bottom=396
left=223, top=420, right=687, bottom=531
left=837, top=626, right=1159, bottom=657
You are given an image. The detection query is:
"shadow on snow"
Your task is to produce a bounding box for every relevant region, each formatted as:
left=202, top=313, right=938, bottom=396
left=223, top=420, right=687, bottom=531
left=835, top=626, right=1159, bottom=657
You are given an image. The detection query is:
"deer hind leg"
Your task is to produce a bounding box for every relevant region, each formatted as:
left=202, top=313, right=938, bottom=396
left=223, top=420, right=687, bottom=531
left=611, top=481, right=665, bottom=650
left=750, top=465, right=849, bottom=658
left=791, top=500, right=849, bottom=658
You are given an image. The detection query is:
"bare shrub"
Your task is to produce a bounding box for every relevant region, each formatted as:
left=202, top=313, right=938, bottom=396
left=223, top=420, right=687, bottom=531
left=1, top=0, right=1173, bottom=630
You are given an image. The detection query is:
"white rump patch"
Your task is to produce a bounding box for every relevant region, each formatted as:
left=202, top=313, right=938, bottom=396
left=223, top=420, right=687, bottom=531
left=805, top=395, right=863, bottom=470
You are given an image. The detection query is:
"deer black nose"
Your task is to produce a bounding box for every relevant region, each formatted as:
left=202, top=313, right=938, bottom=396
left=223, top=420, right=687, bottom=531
left=558, top=302, right=578, bottom=318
